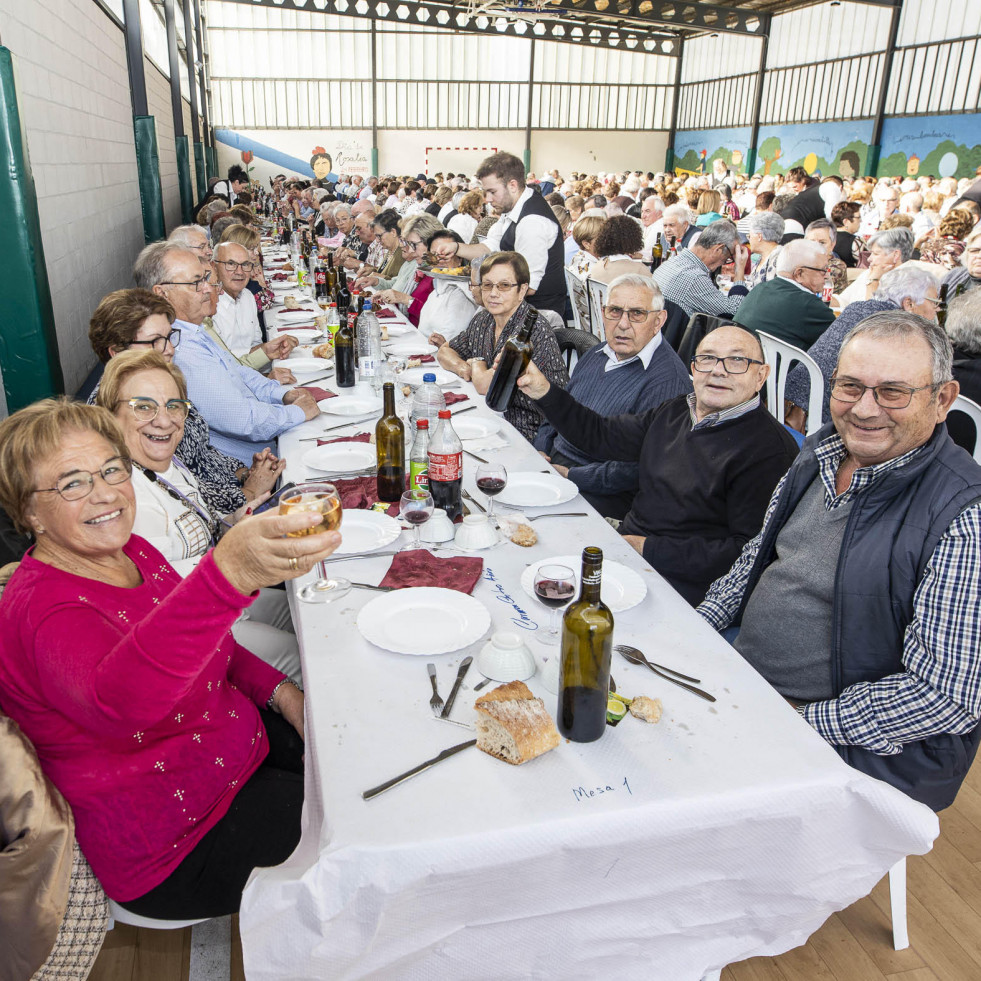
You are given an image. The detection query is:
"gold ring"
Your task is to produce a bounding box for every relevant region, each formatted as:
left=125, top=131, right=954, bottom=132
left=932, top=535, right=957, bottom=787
left=288, top=556, right=299, bottom=571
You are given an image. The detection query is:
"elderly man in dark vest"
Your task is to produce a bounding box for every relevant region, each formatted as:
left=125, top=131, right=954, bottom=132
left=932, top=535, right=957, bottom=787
left=428, top=151, right=567, bottom=319
left=698, top=312, right=981, bottom=811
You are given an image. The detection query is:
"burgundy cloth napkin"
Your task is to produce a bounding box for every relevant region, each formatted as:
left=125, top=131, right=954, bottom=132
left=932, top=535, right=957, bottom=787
left=300, top=386, right=335, bottom=401
left=443, top=392, right=470, bottom=406
left=333, top=475, right=400, bottom=517
left=408, top=354, right=436, bottom=364
left=282, top=306, right=316, bottom=313
left=379, top=549, right=484, bottom=594
left=317, top=432, right=371, bottom=446
left=376, top=308, right=397, bottom=319
left=270, top=272, right=289, bottom=281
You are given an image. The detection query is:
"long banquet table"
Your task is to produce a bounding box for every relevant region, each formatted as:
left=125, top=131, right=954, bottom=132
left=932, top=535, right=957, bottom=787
left=239, top=264, right=938, bottom=980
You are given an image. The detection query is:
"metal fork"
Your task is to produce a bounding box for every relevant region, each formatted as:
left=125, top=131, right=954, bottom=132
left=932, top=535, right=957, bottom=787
left=614, top=644, right=702, bottom=683
left=427, top=663, right=444, bottom=716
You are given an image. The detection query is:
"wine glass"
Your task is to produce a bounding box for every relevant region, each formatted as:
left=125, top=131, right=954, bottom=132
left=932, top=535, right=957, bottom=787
left=400, top=488, right=434, bottom=550
left=279, top=481, right=351, bottom=603
left=533, top=563, right=576, bottom=645
left=475, top=462, right=507, bottom=517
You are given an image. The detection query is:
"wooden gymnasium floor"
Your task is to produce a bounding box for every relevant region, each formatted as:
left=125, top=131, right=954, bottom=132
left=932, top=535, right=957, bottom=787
left=90, top=753, right=981, bottom=981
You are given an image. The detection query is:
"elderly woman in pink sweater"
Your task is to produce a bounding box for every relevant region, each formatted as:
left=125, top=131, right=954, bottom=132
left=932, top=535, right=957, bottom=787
left=0, top=399, right=338, bottom=919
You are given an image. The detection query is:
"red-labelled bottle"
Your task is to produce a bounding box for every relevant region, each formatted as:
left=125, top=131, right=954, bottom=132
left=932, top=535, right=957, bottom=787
left=427, top=409, right=462, bottom=521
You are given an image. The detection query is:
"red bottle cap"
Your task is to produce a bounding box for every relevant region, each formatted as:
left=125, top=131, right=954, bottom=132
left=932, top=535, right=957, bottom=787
left=416, top=419, right=429, bottom=429
left=438, top=409, right=451, bottom=419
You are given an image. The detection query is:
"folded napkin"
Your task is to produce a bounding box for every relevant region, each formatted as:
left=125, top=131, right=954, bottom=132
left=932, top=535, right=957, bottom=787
left=270, top=272, right=289, bottom=281
left=376, top=309, right=397, bottom=319
left=379, top=549, right=483, bottom=594
left=318, top=432, right=371, bottom=446
left=282, top=307, right=316, bottom=313
left=333, top=475, right=400, bottom=517
left=300, top=386, right=335, bottom=401
left=407, top=354, right=436, bottom=364
left=443, top=392, right=470, bottom=406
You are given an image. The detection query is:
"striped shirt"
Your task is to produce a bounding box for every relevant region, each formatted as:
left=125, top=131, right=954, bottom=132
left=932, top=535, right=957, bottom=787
left=652, top=247, right=748, bottom=318
left=698, top=432, right=981, bottom=755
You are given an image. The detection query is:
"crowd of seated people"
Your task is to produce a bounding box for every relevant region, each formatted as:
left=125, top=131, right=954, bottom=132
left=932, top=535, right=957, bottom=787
left=3, top=152, right=981, bottom=975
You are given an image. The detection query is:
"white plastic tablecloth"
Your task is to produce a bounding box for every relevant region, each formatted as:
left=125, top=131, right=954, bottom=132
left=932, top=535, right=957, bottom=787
left=240, top=272, right=938, bottom=980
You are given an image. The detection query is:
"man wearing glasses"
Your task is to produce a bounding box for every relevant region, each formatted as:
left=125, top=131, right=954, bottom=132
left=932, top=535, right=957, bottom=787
left=733, top=238, right=836, bottom=349
left=134, top=244, right=319, bottom=465
left=518, top=324, right=798, bottom=606
left=533, top=275, right=692, bottom=521
left=699, top=313, right=981, bottom=812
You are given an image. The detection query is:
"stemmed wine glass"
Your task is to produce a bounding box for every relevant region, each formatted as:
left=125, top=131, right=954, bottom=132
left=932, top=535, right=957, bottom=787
left=400, top=488, right=434, bottom=550
left=475, top=462, right=508, bottom=517
left=533, top=563, right=576, bottom=645
left=279, top=481, right=351, bottom=603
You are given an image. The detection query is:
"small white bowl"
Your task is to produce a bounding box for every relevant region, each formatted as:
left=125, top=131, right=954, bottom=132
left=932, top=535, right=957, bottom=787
left=454, top=514, right=500, bottom=551
left=539, top=655, right=561, bottom=694
left=477, top=632, right=537, bottom=682
left=420, top=508, right=455, bottom=543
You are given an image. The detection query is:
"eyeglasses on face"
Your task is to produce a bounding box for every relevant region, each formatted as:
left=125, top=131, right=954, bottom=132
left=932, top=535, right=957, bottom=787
left=602, top=304, right=655, bottom=324
left=160, top=271, right=212, bottom=292
left=480, top=281, right=520, bottom=295
left=34, top=457, right=133, bottom=502
left=215, top=259, right=256, bottom=273
left=692, top=354, right=764, bottom=374
left=829, top=378, right=938, bottom=409
left=116, top=396, right=192, bottom=423
left=400, top=238, right=424, bottom=249
left=798, top=265, right=829, bottom=275
left=127, top=329, right=181, bottom=353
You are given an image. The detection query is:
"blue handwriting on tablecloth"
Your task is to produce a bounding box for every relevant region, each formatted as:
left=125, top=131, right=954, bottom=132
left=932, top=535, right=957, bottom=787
left=483, top=566, right=539, bottom=631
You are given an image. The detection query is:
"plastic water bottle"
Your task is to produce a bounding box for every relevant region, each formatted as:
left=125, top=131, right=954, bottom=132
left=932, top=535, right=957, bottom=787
left=356, top=299, right=383, bottom=388
left=410, top=372, right=447, bottom=429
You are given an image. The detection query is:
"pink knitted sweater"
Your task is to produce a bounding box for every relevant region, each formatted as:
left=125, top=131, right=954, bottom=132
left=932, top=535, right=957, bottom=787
left=0, top=537, right=285, bottom=901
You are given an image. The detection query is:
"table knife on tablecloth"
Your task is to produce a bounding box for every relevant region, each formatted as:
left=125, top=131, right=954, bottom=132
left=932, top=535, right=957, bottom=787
left=361, top=739, right=477, bottom=800
left=440, top=656, right=473, bottom=719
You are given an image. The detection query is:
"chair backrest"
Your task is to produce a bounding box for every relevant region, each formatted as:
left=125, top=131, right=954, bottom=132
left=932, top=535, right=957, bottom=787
left=676, top=312, right=727, bottom=365
left=564, top=266, right=592, bottom=336
left=949, top=394, right=981, bottom=464
left=757, top=330, right=826, bottom=436
left=660, top=297, right=689, bottom=352
left=585, top=278, right=608, bottom=341
left=538, top=308, right=565, bottom=331
left=553, top=327, right=602, bottom=373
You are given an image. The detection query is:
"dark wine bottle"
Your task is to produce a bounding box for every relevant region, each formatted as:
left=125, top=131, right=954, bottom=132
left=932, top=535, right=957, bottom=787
left=557, top=547, right=613, bottom=743
left=326, top=252, right=338, bottom=295
left=484, top=307, right=537, bottom=413
left=334, top=318, right=356, bottom=388
left=650, top=238, right=663, bottom=272
left=376, top=383, right=406, bottom=502
left=936, top=282, right=949, bottom=328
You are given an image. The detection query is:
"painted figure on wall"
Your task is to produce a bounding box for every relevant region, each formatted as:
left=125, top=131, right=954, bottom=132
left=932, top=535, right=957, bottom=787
left=838, top=151, right=860, bottom=179
left=311, top=147, right=333, bottom=180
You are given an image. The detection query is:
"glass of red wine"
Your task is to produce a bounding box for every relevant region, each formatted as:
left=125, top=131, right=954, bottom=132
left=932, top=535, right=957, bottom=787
left=533, top=563, right=576, bottom=645
left=399, top=488, right=434, bottom=550
left=475, top=462, right=507, bottom=517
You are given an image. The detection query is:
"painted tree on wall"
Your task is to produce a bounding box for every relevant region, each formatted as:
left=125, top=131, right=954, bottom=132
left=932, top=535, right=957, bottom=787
left=759, top=137, right=782, bottom=175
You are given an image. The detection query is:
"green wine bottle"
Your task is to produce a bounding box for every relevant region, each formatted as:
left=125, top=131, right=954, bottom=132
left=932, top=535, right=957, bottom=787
left=376, top=382, right=406, bottom=503
left=558, top=546, right=613, bottom=742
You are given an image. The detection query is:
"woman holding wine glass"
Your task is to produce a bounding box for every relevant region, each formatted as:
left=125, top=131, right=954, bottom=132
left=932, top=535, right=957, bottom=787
left=435, top=252, right=569, bottom=441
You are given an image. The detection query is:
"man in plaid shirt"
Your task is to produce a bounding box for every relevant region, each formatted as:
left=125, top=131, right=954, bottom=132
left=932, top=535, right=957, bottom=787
left=698, top=312, right=981, bottom=810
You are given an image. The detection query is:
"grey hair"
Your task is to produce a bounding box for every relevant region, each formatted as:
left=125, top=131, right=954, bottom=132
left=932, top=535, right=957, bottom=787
left=961, top=225, right=981, bottom=264
left=210, top=216, right=241, bottom=242
left=840, top=311, right=953, bottom=385
left=805, top=217, right=837, bottom=237
left=694, top=219, right=738, bottom=250
left=334, top=204, right=352, bottom=217
left=133, top=242, right=191, bottom=290
left=662, top=203, right=692, bottom=224
left=452, top=191, right=466, bottom=207
left=168, top=224, right=206, bottom=247
left=873, top=266, right=937, bottom=306
left=868, top=227, right=914, bottom=262
left=607, top=273, right=665, bottom=312
left=747, top=211, right=785, bottom=243
left=776, top=238, right=827, bottom=274
left=944, top=289, right=981, bottom=356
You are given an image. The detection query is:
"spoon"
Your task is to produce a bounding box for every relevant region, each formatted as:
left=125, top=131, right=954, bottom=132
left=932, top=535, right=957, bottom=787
left=617, top=647, right=716, bottom=702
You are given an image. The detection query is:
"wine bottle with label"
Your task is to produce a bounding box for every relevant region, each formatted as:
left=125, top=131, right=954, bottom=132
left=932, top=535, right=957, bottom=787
left=334, top=318, right=356, bottom=388
left=376, top=382, right=406, bottom=502
left=557, top=547, right=613, bottom=743
left=936, top=282, right=949, bottom=328
left=484, top=306, right=537, bottom=413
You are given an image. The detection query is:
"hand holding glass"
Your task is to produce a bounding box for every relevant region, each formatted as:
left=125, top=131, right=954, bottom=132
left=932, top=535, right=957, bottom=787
left=279, top=482, right=350, bottom=602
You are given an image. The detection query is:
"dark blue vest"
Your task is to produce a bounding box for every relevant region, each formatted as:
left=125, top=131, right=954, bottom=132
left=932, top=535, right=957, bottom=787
left=499, top=190, right=567, bottom=319
left=735, top=422, right=981, bottom=811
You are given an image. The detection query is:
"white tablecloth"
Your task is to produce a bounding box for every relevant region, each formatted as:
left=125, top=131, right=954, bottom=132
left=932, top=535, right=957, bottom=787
left=240, top=272, right=938, bottom=980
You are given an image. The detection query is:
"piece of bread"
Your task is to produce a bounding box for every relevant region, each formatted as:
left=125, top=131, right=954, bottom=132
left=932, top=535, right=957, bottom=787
left=312, top=342, right=334, bottom=360
left=474, top=680, right=560, bottom=765
left=283, top=295, right=300, bottom=310
left=509, top=523, right=537, bottom=547
left=629, top=695, right=662, bottom=724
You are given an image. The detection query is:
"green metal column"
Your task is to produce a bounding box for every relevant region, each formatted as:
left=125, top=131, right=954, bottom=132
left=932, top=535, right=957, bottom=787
left=176, top=135, right=194, bottom=223
left=194, top=142, right=206, bottom=199
left=0, top=48, right=64, bottom=409
left=134, top=116, right=165, bottom=242
left=207, top=144, right=218, bottom=180
left=664, top=38, right=685, bottom=173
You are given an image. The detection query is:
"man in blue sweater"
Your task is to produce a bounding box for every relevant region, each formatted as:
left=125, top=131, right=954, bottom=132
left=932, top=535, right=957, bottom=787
left=518, top=325, right=799, bottom=606
left=534, top=274, right=692, bottom=520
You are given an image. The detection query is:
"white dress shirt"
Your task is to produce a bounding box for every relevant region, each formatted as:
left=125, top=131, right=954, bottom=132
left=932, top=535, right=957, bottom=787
left=483, top=186, right=559, bottom=290
left=447, top=212, right=478, bottom=243
left=600, top=330, right=662, bottom=372
left=213, top=290, right=261, bottom=357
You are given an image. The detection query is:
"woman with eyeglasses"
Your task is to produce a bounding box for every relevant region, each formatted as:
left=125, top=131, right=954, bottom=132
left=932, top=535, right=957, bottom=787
left=87, top=289, right=284, bottom=517
left=95, top=349, right=302, bottom=683
left=437, top=251, right=569, bottom=441
left=0, top=397, right=339, bottom=919
left=371, top=213, right=444, bottom=325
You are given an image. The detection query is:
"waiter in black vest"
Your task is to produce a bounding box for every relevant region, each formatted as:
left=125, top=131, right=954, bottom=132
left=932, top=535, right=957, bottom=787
left=429, top=152, right=567, bottom=319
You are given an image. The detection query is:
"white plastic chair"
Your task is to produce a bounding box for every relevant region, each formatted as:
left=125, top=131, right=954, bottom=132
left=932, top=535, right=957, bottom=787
left=564, top=265, right=592, bottom=336
left=108, top=898, right=207, bottom=931
left=757, top=330, right=826, bottom=436
left=586, top=277, right=608, bottom=341
left=949, top=394, right=981, bottom=464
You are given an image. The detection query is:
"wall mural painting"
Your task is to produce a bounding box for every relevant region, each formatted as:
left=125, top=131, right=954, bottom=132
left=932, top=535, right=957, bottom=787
left=877, top=114, right=981, bottom=179
left=674, top=127, right=753, bottom=175
left=751, top=120, right=875, bottom=178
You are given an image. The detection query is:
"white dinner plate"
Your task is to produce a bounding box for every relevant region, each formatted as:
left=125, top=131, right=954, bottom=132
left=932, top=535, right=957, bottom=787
left=319, top=394, right=382, bottom=416
left=302, top=442, right=375, bottom=474
left=401, top=365, right=455, bottom=386
left=276, top=328, right=323, bottom=342
left=335, top=509, right=402, bottom=555
left=520, top=555, right=647, bottom=614
left=385, top=341, right=438, bottom=356
left=495, top=472, right=579, bottom=508
left=284, top=357, right=332, bottom=373
left=357, top=587, right=491, bottom=655
left=278, top=308, right=321, bottom=322
left=452, top=416, right=502, bottom=440
left=381, top=323, right=411, bottom=336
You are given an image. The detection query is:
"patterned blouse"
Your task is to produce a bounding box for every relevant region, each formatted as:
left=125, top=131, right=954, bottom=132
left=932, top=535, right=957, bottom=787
left=450, top=300, right=570, bottom=441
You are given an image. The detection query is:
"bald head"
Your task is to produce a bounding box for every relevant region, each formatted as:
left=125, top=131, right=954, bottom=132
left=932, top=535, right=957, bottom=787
left=691, top=325, right=769, bottom=421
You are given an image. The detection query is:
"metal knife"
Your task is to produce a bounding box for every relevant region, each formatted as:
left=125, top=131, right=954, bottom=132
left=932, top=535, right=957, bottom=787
left=440, top=655, right=473, bottom=719
left=463, top=448, right=488, bottom=464
left=293, top=372, right=334, bottom=386
left=450, top=404, right=477, bottom=415
left=361, top=739, right=477, bottom=800
left=350, top=581, right=395, bottom=591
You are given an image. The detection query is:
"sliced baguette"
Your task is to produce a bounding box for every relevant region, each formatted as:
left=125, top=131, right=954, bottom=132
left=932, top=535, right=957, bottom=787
left=474, top=680, right=560, bottom=765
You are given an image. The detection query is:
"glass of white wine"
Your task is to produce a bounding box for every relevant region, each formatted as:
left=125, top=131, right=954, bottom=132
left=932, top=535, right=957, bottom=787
left=279, top=481, right=350, bottom=603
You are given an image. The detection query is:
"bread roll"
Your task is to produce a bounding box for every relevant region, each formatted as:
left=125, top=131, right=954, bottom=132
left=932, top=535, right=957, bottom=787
left=629, top=695, right=662, bottom=724
left=475, top=680, right=560, bottom=765
left=312, top=342, right=333, bottom=360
